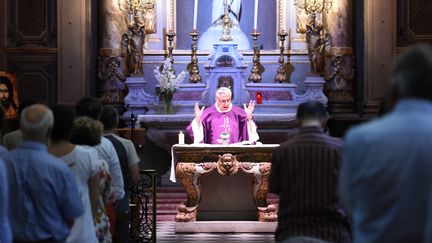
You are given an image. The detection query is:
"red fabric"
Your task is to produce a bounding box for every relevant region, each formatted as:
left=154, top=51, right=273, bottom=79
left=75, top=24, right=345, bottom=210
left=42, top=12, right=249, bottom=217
left=106, top=203, right=116, bottom=235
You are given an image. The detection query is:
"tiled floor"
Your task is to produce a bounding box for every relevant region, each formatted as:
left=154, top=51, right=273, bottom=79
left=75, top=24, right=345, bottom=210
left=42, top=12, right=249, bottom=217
left=156, top=222, right=276, bottom=243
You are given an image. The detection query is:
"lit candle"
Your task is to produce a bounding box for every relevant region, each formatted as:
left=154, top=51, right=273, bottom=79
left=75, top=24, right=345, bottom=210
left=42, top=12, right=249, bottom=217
left=193, top=0, right=198, bottom=30
left=253, top=0, right=259, bottom=30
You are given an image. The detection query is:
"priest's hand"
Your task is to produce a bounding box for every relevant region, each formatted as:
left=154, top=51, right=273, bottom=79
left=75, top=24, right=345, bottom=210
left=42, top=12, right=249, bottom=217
left=194, top=102, right=205, bottom=123
left=243, top=100, right=255, bottom=121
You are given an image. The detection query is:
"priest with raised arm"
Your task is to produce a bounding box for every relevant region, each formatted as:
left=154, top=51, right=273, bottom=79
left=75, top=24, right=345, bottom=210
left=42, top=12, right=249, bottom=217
left=186, top=87, right=259, bottom=144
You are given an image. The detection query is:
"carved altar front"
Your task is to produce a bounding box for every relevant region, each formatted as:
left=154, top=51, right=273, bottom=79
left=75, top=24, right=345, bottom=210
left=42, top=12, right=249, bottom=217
left=172, top=144, right=279, bottom=223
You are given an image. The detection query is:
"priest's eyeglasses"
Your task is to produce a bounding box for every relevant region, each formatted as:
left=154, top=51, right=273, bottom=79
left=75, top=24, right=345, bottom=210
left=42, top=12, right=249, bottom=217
left=216, top=97, right=231, bottom=104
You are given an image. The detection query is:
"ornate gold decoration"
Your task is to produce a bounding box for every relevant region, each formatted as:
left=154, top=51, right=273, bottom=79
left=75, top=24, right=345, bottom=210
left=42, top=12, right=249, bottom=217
left=188, top=30, right=202, bottom=83
left=220, top=0, right=233, bottom=41
left=166, top=30, right=176, bottom=65
left=275, top=30, right=289, bottom=83
left=324, top=55, right=355, bottom=102
left=293, top=0, right=332, bottom=16
left=98, top=56, right=127, bottom=104
left=143, top=0, right=157, bottom=34
left=248, top=30, right=262, bottom=83
left=121, top=0, right=146, bottom=76
left=294, top=0, right=332, bottom=75
left=296, top=9, right=309, bottom=34
left=216, top=154, right=239, bottom=176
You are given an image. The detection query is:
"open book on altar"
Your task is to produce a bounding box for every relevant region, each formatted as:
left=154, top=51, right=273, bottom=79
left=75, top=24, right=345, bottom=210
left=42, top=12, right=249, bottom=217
left=170, top=143, right=279, bottom=182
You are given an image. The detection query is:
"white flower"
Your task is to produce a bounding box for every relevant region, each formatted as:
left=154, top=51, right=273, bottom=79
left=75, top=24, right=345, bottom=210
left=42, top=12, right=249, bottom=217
left=154, top=59, right=187, bottom=99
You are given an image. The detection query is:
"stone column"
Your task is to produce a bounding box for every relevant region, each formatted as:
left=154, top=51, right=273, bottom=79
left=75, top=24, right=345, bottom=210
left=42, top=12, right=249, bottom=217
left=323, top=0, right=355, bottom=112
left=98, top=0, right=128, bottom=108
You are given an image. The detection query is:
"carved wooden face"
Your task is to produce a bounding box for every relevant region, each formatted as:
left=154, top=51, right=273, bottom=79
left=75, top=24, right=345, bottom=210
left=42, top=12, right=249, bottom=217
left=221, top=154, right=233, bottom=168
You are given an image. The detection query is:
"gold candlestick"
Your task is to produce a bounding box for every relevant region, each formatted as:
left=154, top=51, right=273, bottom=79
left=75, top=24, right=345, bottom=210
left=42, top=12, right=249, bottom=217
left=220, top=0, right=233, bottom=41
left=166, top=30, right=176, bottom=66
left=275, top=30, right=288, bottom=83
left=248, top=30, right=262, bottom=83
left=189, top=30, right=202, bottom=83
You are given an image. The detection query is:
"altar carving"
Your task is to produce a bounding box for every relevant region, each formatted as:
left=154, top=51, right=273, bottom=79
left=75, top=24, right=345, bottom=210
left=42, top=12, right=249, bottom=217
left=172, top=144, right=279, bottom=223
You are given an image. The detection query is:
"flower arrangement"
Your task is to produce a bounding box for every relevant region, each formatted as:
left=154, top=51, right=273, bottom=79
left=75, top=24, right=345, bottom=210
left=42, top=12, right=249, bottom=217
left=154, top=58, right=187, bottom=104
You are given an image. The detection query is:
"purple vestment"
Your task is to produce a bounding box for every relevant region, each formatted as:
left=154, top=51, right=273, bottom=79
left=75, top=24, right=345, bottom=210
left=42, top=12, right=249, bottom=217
left=186, top=105, right=249, bottom=144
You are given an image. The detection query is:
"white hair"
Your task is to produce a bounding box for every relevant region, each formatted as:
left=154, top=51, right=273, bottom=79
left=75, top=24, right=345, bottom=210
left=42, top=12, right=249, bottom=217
left=216, top=87, right=232, bottom=98
left=20, top=104, right=54, bottom=139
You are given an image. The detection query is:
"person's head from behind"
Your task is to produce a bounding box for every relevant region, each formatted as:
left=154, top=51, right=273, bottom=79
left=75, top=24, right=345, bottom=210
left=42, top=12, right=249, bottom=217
left=70, top=116, right=103, bottom=146
left=0, top=76, right=17, bottom=111
left=393, top=44, right=432, bottom=101
left=51, top=104, right=75, bottom=142
left=75, top=97, right=103, bottom=120
left=296, top=101, right=328, bottom=129
left=20, top=104, right=54, bottom=143
left=215, top=87, right=232, bottom=112
left=100, top=105, right=119, bottom=131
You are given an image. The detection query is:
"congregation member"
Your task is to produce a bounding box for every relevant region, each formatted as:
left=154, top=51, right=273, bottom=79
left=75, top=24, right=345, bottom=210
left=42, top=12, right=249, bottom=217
left=48, top=104, right=100, bottom=243
left=2, top=100, right=36, bottom=150
left=270, top=101, right=351, bottom=243
left=75, top=97, right=125, bottom=202
left=0, top=158, right=11, bottom=243
left=340, top=44, right=432, bottom=242
left=3, top=104, right=83, bottom=242
left=0, top=108, right=8, bottom=155
left=100, top=105, right=140, bottom=243
left=70, top=116, right=112, bottom=243
left=186, top=87, right=259, bottom=144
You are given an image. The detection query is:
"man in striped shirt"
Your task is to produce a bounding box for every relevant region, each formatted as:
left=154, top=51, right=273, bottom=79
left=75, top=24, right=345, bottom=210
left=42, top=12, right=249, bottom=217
left=269, top=101, right=351, bottom=243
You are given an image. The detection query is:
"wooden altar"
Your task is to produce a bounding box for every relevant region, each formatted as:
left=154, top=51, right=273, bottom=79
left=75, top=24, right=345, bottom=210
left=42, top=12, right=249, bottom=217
left=171, top=144, right=279, bottom=223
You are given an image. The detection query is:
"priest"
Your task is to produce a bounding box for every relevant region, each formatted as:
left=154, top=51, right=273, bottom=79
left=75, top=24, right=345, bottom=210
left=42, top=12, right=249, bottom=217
left=186, top=87, right=259, bottom=144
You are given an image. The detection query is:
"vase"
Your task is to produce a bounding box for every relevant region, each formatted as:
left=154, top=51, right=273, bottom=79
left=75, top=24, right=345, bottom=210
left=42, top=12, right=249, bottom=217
left=164, top=99, right=174, bottom=114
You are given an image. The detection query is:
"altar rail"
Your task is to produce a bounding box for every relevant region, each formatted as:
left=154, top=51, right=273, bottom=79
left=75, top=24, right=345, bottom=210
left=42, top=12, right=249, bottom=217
left=129, top=170, right=157, bottom=243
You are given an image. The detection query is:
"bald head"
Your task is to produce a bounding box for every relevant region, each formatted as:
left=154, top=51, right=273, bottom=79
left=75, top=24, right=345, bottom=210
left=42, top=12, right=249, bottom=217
left=20, top=104, right=54, bottom=142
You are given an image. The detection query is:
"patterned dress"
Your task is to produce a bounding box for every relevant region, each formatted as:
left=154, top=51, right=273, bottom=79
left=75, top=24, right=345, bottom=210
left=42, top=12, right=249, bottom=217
left=94, top=160, right=112, bottom=243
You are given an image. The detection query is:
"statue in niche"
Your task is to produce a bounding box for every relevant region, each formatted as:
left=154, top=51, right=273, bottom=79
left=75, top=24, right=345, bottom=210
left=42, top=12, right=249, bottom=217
left=306, top=16, right=330, bottom=74
left=197, top=0, right=251, bottom=50
left=122, top=7, right=145, bottom=76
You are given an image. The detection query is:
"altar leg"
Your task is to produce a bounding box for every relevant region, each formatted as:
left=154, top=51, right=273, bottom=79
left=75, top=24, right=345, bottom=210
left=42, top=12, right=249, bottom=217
left=175, top=162, right=216, bottom=222
left=240, top=162, right=278, bottom=222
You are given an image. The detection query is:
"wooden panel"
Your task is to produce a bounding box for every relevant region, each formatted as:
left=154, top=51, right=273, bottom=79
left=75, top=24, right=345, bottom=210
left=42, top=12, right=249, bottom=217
left=6, top=50, right=57, bottom=104
left=0, top=0, right=5, bottom=68
left=397, top=0, right=432, bottom=46
left=7, top=0, right=56, bottom=47
left=364, top=0, right=397, bottom=110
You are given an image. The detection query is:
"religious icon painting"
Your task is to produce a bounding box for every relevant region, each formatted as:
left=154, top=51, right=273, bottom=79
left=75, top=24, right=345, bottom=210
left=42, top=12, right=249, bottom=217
left=0, top=71, right=19, bottom=119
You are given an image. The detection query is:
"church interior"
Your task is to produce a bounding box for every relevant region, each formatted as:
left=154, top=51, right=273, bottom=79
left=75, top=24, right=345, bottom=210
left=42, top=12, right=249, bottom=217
left=0, top=0, right=431, bottom=242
